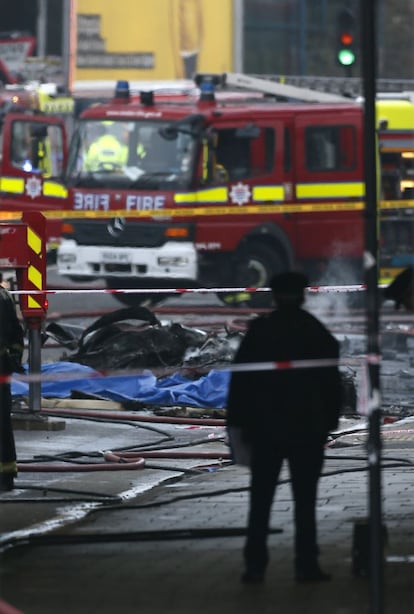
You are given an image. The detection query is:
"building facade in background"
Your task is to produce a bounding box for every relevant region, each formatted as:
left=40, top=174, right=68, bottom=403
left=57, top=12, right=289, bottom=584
left=243, top=0, right=414, bottom=79
left=0, top=0, right=412, bottom=83
left=74, top=0, right=233, bottom=81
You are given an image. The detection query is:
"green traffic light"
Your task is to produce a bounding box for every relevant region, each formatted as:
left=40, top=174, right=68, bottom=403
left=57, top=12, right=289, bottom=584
left=337, top=48, right=356, bottom=66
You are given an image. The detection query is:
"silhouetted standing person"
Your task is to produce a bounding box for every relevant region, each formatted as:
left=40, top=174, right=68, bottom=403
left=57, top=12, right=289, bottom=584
left=383, top=267, right=414, bottom=311
left=0, top=274, right=25, bottom=492
left=226, top=272, right=342, bottom=583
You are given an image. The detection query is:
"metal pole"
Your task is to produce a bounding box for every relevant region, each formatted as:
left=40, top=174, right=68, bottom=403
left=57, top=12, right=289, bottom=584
left=233, top=0, right=244, bottom=73
left=298, top=0, right=307, bottom=75
left=361, top=1, right=384, bottom=613
left=62, top=0, right=77, bottom=91
left=36, top=0, right=47, bottom=58
left=28, top=327, right=42, bottom=413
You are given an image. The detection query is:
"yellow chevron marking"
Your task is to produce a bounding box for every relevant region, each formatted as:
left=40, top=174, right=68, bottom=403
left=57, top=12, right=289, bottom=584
left=27, top=227, right=42, bottom=255
left=28, top=265, right=43, bottom=290
left=28, top=296, right=42, bottom=309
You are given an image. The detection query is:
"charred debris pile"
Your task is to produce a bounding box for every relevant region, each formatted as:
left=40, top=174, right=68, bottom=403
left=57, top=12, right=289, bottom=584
left=39, top=306, right=414, bottom=419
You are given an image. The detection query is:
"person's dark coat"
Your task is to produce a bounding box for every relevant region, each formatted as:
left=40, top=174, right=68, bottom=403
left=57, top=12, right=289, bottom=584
left=0, top=284, right=24, bottom=489
left=226, top=305, right=342, bottom=445
left=383, top=267, right=414, bottom=310
left=0, top=286, right=24, bottom=375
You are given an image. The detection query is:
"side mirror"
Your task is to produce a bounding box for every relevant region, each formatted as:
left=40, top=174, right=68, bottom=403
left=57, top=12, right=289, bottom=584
left=159, top=114, right=205, bottom=141
left=159, top=126, right=178, bottom=141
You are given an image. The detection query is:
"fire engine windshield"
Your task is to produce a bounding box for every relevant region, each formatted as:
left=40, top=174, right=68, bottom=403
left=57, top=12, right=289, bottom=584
left=66, top=119, right=197, bottom=189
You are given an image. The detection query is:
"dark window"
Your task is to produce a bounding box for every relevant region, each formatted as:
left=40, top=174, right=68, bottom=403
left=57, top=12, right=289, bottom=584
left=215, top=127, right=275, bottom=181
left=11, top=120, right=64, bottom=177
left=284, top=126, right=291, bottom=172
left=305, top=125, right=356, bottom=172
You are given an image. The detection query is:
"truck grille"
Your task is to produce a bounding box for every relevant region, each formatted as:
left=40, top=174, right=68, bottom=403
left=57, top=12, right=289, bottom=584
left=66, top=220, right=192, bottom=248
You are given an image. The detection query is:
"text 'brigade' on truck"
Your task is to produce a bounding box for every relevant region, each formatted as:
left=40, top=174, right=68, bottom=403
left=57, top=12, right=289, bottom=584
left=1, top=74, right=413, bottom=306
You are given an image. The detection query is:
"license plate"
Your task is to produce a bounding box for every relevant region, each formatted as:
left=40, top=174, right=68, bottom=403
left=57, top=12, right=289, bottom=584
left=101, top=251, right=131, bottom=263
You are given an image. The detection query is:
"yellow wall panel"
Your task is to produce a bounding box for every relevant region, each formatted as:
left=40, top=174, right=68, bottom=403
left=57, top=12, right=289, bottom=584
left=76, top=0, right=233, bottom=80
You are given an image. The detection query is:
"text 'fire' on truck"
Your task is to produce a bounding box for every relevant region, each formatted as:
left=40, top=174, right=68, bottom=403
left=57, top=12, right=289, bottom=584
left=1, top=74, right=413, bottom=307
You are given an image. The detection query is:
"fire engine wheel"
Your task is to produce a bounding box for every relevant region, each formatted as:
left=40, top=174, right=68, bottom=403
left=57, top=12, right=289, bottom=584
left=220, top=243, right=285, bottom=308
left=105, top=280, right=166, bottom=308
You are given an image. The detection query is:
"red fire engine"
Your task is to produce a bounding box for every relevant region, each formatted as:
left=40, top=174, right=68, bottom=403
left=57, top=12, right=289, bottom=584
left=0, top=81, right=74, bottom=253
left=0, top=74, right=413, bottom=306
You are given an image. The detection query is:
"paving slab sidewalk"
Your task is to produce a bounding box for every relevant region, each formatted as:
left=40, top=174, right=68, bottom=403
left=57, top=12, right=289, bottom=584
left=0, top=422, right=413, bottom=614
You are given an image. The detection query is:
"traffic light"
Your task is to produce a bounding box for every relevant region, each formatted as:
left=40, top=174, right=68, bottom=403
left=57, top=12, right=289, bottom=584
left=336, top=8, right=356, bottom=70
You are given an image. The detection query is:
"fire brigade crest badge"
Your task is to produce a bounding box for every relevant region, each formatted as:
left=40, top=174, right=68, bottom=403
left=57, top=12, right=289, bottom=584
left=25, top=176, right=42, bottom=200
left=229, top=182, right=251, bottom=206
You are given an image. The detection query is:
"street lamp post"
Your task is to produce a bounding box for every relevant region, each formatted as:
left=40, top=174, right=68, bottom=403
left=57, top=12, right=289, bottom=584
left=36, top=0, right=47, bottom=58
left=361, top=1, right=384, bottom=613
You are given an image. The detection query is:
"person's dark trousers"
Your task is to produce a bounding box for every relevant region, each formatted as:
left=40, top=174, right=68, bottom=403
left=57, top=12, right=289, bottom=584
left=243, top=443, right=284, bottom=574
left=288, top=441, right=325, bottom=573
left=244, top=439, right=325, bottom=575
left=0, top=382, right=17, bottom=488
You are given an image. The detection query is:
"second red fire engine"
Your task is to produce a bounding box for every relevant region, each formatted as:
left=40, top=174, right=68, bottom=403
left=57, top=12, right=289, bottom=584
left=1, top=74, right=413, bottom=305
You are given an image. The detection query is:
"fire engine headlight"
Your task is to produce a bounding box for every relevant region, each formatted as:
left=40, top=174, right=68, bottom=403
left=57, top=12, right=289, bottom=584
left=58, top=253, right=77, bottom=263
left=158, top=256, right=189, bottom=267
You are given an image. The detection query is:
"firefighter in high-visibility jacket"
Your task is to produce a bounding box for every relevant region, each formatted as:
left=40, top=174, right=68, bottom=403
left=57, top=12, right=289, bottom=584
left=84, top=122, right=127, bottom=172
left=0, top=275, right=25, bottom=492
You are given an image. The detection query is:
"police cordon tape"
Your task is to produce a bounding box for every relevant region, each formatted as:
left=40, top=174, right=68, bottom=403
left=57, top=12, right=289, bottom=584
left=0, top=355, right=379, bottom=386
left=1, top=198, right=414, bottom=220
left=9, top=283, right=371, bottom=296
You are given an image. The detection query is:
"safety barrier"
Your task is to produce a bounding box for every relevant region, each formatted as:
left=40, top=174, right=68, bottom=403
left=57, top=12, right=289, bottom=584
left=2, top=354, right=374, bottom=383
left=9, top=282, right=372, bottom=297
left=5, top=351, right=374, bottom=420
left=0, top=599, right=24, bottom=614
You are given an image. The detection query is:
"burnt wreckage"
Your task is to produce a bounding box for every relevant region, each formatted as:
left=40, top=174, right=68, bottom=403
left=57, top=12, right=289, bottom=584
left=40, top=306, right=414, bottom=417
left=43, top=306, right=240, bottom=371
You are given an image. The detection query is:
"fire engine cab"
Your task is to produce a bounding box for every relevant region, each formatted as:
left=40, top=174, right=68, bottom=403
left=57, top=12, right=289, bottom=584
left=376, top=95, right=414, bottom=280
left=0, top=81, right=74, bottom=253
left=1, top=74, right=413, bottom=305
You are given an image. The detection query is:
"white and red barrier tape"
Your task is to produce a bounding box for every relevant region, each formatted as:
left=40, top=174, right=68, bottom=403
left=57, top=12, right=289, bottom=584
left=0, top=600, right=24, bottom=614
left=1, top=355, right=379, bottom=385
left=8, top=283, right=371, bottom=296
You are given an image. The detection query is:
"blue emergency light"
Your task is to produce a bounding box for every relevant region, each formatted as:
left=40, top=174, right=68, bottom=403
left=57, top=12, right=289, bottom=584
left=194, top=74, right=223, bottom=102
left=114, top=80, right=130, bottom=101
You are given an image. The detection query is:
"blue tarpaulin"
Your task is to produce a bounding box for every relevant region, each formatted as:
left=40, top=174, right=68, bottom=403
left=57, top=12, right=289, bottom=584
left=11, top=362, right=231, bottom=409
